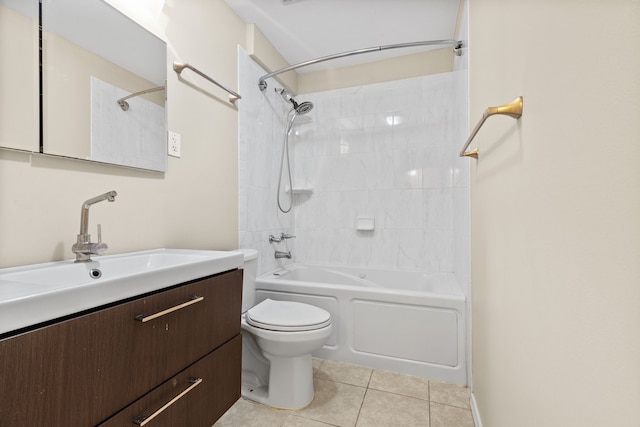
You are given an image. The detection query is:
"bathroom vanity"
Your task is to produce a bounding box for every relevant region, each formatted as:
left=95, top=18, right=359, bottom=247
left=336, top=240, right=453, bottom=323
left=0, top=264, right=242, bottom=426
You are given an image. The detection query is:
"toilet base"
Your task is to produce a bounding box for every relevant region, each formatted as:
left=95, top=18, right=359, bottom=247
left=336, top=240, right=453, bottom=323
left=241, top=352, right=315, bottom=409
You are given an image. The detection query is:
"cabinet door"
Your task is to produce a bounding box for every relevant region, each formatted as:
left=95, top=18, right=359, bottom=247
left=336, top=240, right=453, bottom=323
left=0, top=270, right=242, bottom=427
left=99, top=335, right=241, bottom=427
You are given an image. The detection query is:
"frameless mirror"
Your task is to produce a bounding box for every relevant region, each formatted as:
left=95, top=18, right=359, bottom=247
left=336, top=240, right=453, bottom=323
left=0, top=0, right=39, bottom=152
left=41, top=0, right=167, bottom=171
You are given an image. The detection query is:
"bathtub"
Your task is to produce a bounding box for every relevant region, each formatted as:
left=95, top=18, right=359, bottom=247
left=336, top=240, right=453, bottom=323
left=255, top=264, right=467, bottom=385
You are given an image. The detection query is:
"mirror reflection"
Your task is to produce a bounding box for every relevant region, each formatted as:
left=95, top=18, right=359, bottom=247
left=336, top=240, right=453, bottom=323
left=41, top=0, right=167, bottom=171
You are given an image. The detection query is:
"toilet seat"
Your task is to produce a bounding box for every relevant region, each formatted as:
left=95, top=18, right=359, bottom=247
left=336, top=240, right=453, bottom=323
left=246, top=299, right=331, bottom=332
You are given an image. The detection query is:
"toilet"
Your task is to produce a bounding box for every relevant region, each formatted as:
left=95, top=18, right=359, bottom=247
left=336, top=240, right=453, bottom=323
left=237, top=248, right=332, bottom=409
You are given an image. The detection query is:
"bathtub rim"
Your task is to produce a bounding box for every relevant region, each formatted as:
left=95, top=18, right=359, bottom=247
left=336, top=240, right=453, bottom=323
left=258, top=263, right=466, bottom=302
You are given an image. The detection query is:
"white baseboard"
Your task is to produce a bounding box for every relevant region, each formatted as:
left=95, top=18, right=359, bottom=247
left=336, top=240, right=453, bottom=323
left=471, top=391, right=483, bottom=427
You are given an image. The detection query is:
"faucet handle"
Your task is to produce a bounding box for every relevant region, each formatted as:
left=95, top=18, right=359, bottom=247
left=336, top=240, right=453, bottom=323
left=269, top=234, right=282, bottom=244
left=281, top=233, right=296, bottom=240
left=95, top=224, right=108, bottom=254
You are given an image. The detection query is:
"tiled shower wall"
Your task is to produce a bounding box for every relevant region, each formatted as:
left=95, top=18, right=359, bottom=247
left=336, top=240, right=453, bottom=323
left=292, top=74, right=456, bottom=272
left=238, top=47, right=468, bottom=279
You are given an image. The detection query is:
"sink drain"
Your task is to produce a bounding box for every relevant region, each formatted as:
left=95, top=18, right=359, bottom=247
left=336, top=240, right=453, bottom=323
left=89, top=269, right=102, bottom=279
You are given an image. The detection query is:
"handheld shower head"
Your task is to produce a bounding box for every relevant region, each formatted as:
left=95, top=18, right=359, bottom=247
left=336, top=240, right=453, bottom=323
left=275, top=88, right=314, bottom=114
left=295, top=101, right=313, bottom=115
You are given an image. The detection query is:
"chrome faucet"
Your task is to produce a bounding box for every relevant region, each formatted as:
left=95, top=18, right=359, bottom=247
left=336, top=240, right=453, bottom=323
left=71, top=191, right=117, bottom=262
left=275, top=251, right=292, bottom=259
left=268, top=234, right=282, bottom=244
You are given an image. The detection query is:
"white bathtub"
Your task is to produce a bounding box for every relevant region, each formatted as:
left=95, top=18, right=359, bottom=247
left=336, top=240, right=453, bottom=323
left=255, top=264, right=467, bottom=385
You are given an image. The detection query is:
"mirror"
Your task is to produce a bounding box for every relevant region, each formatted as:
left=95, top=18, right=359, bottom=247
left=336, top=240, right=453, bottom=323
left=0, top=0, right=39, bottom=152
left=42, top=0, right=167, bottom=171
left=2, top=0, right=167, bottom=171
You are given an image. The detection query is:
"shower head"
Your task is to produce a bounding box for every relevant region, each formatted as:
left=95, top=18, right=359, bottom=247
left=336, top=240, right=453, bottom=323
left=276, top=88, right=314, bottom=115
left=295, top=101, right=314, bottom=115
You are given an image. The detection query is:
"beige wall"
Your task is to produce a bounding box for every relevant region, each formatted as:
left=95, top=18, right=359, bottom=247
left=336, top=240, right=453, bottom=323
left=0, top=0, right=246, bottom=268
left=246, top=24, right=298, bottom=94
left=469, top=1, right=640, bottom=426
left=299, top=48, right=453, bottom=94
left=0, top=4, right=39, bottom=151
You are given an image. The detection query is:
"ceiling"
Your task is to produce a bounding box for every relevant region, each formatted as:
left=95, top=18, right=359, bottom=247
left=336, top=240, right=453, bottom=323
left=224, top=0, right=461, bottom=73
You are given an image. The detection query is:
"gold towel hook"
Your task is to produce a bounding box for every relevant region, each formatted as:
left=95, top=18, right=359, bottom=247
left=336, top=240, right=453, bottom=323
left=460, top=96, right=523, bottom=159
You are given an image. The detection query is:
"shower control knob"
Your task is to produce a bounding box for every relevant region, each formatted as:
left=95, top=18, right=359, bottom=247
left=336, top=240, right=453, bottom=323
left=269, top=234, right=282, bottom=244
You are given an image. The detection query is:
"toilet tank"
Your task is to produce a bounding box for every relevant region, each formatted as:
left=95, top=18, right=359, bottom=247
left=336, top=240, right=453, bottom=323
left=237, top=248, right=258, bottom=313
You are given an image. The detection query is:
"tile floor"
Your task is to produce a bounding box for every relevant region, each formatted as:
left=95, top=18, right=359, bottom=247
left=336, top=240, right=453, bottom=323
left=214, top=359, right=475, bottom=427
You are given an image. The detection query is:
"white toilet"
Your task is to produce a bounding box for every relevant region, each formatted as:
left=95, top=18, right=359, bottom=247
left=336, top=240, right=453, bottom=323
left=238, top=249, right=332, bottom=409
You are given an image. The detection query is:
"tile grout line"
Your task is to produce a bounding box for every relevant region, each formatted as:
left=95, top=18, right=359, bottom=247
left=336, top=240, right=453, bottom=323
left=353, top=387, right=369, bottom=427
left=428, top=381, right=432, bottom=427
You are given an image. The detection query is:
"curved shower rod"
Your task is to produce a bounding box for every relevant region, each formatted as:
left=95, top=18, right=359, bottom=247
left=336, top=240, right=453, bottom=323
left=258, top=39, right=464, bottom=91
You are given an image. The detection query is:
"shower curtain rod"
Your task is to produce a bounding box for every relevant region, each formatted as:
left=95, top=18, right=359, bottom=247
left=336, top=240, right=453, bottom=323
left=258, top=39, right=464, bottom=91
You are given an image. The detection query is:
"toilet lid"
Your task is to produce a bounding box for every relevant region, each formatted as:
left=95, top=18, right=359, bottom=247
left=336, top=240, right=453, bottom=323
left=246, top=299, right=331, bottom=332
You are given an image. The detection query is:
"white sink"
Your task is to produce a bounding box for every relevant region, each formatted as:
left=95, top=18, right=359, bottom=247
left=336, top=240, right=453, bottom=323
left=0, top=249, right=244, bottom=335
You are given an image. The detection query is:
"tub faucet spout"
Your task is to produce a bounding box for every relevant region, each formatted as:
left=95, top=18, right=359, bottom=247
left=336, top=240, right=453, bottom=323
left=275, top=251, right=292, bottom=259
left=71, top=191, right=117, bottom=262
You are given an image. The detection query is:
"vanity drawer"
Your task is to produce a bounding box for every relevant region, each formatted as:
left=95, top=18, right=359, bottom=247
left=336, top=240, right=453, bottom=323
left=0, top=269, right=242, bottom=427
left=99, top=335, right=241, bottom=427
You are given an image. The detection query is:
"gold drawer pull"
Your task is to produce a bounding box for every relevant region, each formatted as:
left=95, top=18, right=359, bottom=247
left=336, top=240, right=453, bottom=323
left=135, top=296, right=204, bottom=323
left=133, top=377, right=202, bottom=426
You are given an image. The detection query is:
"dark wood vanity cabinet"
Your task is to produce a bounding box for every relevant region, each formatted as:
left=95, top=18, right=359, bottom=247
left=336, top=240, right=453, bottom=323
left=0, top=269, right=242, bottom=427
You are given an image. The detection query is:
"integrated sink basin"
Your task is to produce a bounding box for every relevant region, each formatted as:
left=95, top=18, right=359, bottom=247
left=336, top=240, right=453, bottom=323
left=0, top=249, right=244, bottom=335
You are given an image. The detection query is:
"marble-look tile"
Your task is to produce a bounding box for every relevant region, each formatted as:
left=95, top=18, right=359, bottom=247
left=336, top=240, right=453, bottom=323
left=213, top=398, right=289, bottom=427
left=368, top=369, right=429, bottom=401
left=430, top=402, right=474, bottom=427
left=429, top=381, right=471, bottom=409
left=294, top=378, right=366, bottom=427
left=355, top=389, right=429, bottom=427
left=315, top=359, right=372, bottom=387
left=424, top=188, right=454, bottom=231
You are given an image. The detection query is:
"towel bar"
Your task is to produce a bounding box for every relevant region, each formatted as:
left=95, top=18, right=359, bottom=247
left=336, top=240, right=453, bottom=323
left=173, top=61, right=241, bottom=105
left=460, top=96, right=523, bottom=159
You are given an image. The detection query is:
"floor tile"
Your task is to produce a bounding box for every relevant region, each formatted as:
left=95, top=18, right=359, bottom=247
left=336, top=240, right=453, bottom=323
left=315, top=359, right=373, bottom=387
left=312, top=358, right=324, bottom=376
left=283, top=414, right=337, bottom=427
left=213, top=398, right=289, bottom=427
left=355, top=389, right=430, bottom=427
left=368, top=369, right=430, bottom=400
left=429, top=381, right=470, bottom=409
left=430, top=402, right=474, bottom=427
left=294, top=378, right=367, bottom=427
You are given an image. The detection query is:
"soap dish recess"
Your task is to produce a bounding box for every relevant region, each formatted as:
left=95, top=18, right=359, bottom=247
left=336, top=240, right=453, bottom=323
left=356, top=216, right=375, bottom=231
